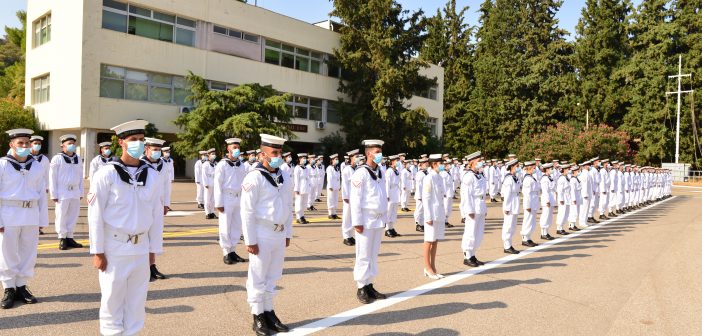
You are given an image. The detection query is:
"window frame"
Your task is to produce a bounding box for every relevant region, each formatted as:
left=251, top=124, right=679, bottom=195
left=102, top=1, right=197, bottom=47
left=212, top=24, right=260, bottom=45
left=33, top=13, right=51, bottom=48
left=32, top=74, right=50, bottom=104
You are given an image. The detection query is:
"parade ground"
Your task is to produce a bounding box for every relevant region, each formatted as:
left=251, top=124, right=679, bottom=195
left=1, top=183, right=701, bottom=336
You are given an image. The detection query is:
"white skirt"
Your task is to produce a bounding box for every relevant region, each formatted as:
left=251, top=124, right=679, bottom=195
left=424, top=218, right=445, bottom=242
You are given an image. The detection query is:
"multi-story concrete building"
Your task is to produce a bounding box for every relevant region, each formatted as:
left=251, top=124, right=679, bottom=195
left=25, top=0, right=443, bottom=177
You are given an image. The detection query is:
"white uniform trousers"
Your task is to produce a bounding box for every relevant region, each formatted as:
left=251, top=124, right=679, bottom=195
left=354, top=227, right=383, bottom=288
left=588, top=194, right=599, bottom=217
left=294, top=193, right=307, bottom=219
left=599, top=192, right=609, bottom=215
left=443, top=197, right=453, bottom=224
left=618, top=192, right=626, bottom=210
left=341, top=201, right=353, bottom=239
left=218, top=206, right=242, bottom=255
left=579, top=199, right=590, bottom=224
left=247, top=234, right=286, bottom=314
left=203, top=187, right=215, bottom=214
left=99, top=253, right=149, bottom=336
left=608, top=192, right=618, bottom=212
left=307, top=189, right=316, bottom=208
left=556, top=205, right=569, bottom=230
left=520, top=209, right=537, bottom=240
left=539, top=205, right=553, bottom=235
left=0, top=226, right=39, bottom=289
left=413, top=200, right=424, bottom=226
left=501, top=214, right=518, bottom=249
left=400, top=189, right=409, bottom=209
left=55, top=198, right=80, bottom=239
left=385, top=202, right=398, bottom=230
left=568, top=203, right=580, bottom=225
left=196, top=183, right=204, bottom=204
left=461, top=214, right=484, bottom=258
left=327, top=189, right=339, bottom=216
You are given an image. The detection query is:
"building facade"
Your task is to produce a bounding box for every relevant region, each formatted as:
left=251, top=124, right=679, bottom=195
left=25, top=0, right=444, bottom=177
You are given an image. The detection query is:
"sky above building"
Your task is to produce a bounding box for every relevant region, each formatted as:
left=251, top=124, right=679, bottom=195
left=2, top=0, right=643, bottom=41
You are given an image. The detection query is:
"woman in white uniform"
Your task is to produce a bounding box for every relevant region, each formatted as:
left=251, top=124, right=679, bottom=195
left=422, top=154, right=446, bottom=279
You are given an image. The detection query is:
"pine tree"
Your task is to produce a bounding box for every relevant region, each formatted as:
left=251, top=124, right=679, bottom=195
left=331, top=0, right=434, bottom=153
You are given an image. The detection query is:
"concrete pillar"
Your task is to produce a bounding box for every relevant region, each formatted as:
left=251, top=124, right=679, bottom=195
left=80, top=128, right=96, bottom=179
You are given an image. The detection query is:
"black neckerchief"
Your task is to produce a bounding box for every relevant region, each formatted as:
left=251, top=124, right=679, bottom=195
left=223, top=157, right=241, bottom=167
left=525, top=173, right=535, bottom=181
left=59, top=152, right=79, bottom=164
left=542, top=175, right=553, bottom=182
left=208, top=160, right=217, bottom=168
left=392, top=167, right=399, bottom=176
left=110, top=159, right=150, bottom=186
left=2, top=155, right=34, bottom=172
left=311, top=164, right=317, bottom=169
left=406, top=168, right=411, bottom=173
left=575, top=176, right=581, bottom=183
left=299, top=164, right=306, bottom=170
left=140, top=157, right=163, bottom=172
left=253, top=162, right=283, bottom=188
left=362, top=164, right=382, bottom=180
left=100, top=155, right=113, bottom=164
left=32, top=154, right=44, bottom=162
left=334, top=164, right=340, bottom=172
left=162, top=157, right=171, bottom=163
left=507, top=173, right=518, bottom=183
left=471, top=169, right=482, bottom=179
left=422, top=170, right=428, bottom=175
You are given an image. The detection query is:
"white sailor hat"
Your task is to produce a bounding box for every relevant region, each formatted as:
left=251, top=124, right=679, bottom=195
left=491, top=159, right=497, bottom=162
left=571, top=165, right=580, bottom=171
left=59, top=134, right=78, bottom=143
left=552, top=159, right=559, bottom=163
left=29, top=135, right=43, bottom=142
left=560, top=160, right=568, bottom=164
left=330, top=154, right=339, bottom=159
left=601, top=158, right=609, bottom=163
left=162, top=147, right=171, bottom=151
left=428, top=154, right=442, bottom=162
left=466, top=151, right=481, bottom=161
left=198, top=150, right=208, bottom=155
left=98, top=141, right=111, bottom=147
left=398, top=153, right=406, bottom=156
left=309, top=154, right=316, bottom=158
left=298, top=153, right=308, bottom=158
left=6, top=128, right=33, bottom=139
left=388, top=155, right=399, bottom=160
left=418, top=158, right=428, bottom=163
left=255, top=149, right=261, bottom=154
left=260, top=134, right=286, bottom=149
left=346, top=149, right=359, bottom=156
left=560, top=163, right=571, bottom=170
left=207, top=148, right=216, bottom=153
left=535, top=157, right=542, bottom=161
left=452, top=157, right=458, bottom=161
left=611, top=160, right=619, bottom=164
left=357, top=155, right=366, bottom=160
left=420, top=154, right=428, bottom=158
left=225, top=138, right=242, bottom=145
left=362, top=139, right=384, bottom=148
left=282, top=152, right=291, bottom=157
left=523, top=161, right=536, bottom=167
left=542, top=163, right=554, bottom=169
left=246, top=150, right=255, bottom=155
left=110, top=120, right=148, bottom=139
left=508, top=153, right=517, bottom=158
left=505, top=159, right=519, bottom=168
left=144, top=138, right=166, bottom=147
left=579, top=162, right=588, bottom=167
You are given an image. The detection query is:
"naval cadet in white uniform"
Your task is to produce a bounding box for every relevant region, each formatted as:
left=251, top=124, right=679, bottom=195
left=326, top=154, right=341, bottom=220
left=29, top=135, right=50, bottom=236
left=161, top=146, right=175, bottom=211
left=194, top=150, right=207, bottom=209
left=49, top=134, right=84, bottom=250
left=341, top=149, right=359, bottom=246
left=88, top=120, right=163, bottom=336
left=215, top=138, right=248, bottom=265
left=0, top=129, right=48, bottom=309
left=350, top=140, right=388, bottom=304
left=422, top=154, right=447, bottom=280
left=538, top=163, right=556, bottom=240
left=240, top=134, right=293, bottom=336
left=384, top=154, right=402, bottom=238
left=89, top=142, right=114, bottom=181
left=501, top=159, right=521, bottom=254
left=460, top=151, right=486, bottom=267
left=142, top=138, right=170, bottom=282
left=519, top=161, right=540, bottom=247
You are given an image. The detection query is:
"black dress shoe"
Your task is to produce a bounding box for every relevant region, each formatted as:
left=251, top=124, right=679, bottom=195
left=333, top=214, right=341, bottom=219
left=232, top=252, right=247, bottom=262
left=198, top=204, right=204, bottom=209
left=58, top=238, right=69, bottom=250
left=521, top=240, right=538, bottom=247
left=587, top=217, right=598, bottom=224
left=569, top=226, right=581, bottom=231
left=1, top=288, right=15, bottom=309
left=415, top=224, right=424, bottom=232
left=14, top=286, right=37, bottom=304
left=474, top=257, right=485, bottom=266
left=328, top=215, right=334, bottom=219
left=150, top=264, right=167, bottom=280
left=357, top=286, right=374, bottom=304
left=343, top=238, right=354, bottom=246
left=556, top=230, right=569, bottom=235
left=367, top=284, right=386, bottom=299
left=39, top=228, right=44, bottom=235
left=385, top=230, right=394, bottom=238
left=463, top=257, right=479, bottom=267
left=315, top=199, right=322, bottom=202
left=391, top=229, right=401, bottom=237
left=541, top=234, right=555, bottom=240
left=264, top=310, right=289, bottom=333
left=252, top=313, right=273, bottom=336
left=223, top=254, right=236, bottom=265
left=67, top=238, right=83, bottom=248
left=461, top=218, right=466, bottom=223
left=503, top=246, right=520, bottom=254
left=349, top=237, right=356, bottom=244
left=491, top=198, right=497, bottom=203
left=445, top=223, right=454, bottom=228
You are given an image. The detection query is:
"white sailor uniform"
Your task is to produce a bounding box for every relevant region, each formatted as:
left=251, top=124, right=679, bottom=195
left=351, top=164, right=387, bottom=288
left=326, top=164, right=341, bottom=217
left=214, top=157, right=246, bottom=256
left=49, top=152, right=83, bottom=239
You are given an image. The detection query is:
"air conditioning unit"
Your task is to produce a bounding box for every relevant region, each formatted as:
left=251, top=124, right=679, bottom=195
left=315, top=121, right=326, bottom=130
left=178, top=106, right=192, bottom=113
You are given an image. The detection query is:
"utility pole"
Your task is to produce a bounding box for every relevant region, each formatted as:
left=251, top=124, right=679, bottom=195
left=666, top=55, right=694, bottom=164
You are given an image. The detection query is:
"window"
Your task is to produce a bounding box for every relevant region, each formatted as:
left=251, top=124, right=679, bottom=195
left=102, top=1, right=196, bottom=47
left=212, top=25, right=259, bottom=44
left=173, top=76, right=190, bottom=105
left=417, top=84, right=439, bottom=100
left=326, top=55, right=342, bottom=78
left=286, top=95, right=324, bottom=121
left=32, top=74, right=50, bottom=104
left=326, top=101, right=342, bottom=124
left=33, top=13, right=51, bottom=47
left=100, top=65, right=125, bottom=98
left=100, top=64, right=196, bottom=105
left=427, top=117, right=438, bottom=136
left=264, top=39, right=323, bottom=74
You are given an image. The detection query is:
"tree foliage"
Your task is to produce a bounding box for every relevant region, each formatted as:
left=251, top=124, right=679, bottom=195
left=172, top=72, right=295, bottom=158
left=0, top=98, right=39, bottom=146
left=0, top=11, right=26, bottom=102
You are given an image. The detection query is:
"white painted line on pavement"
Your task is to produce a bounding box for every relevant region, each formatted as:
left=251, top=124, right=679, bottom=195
left=673, top=185, right=702, bottom=189
left=283, top=196, right=677, bottom=336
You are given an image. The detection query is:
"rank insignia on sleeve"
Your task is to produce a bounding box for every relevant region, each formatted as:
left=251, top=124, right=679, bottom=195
left=352, top=180, right=362, bottom=188
left=242, top=183, right=252, bottom=192
left=87, top=192, right=96, bottom=205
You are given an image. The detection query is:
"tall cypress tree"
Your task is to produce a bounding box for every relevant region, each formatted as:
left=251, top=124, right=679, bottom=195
left=574, top=0, right=633, bottom=127
left=421, top=0, right=475, bottom=155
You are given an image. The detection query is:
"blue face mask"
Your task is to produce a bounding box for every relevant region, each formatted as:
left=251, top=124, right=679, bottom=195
left=231, top=148, right=240, bottom=158
left=396, top=161, right=402, bottom=169
left=476, top=162, right=484, bottom=169
left=103, top=149, right=111, bottom=156
left=516, top=168, right=522, bottom=175
left=209, top=154, right=216, bottom=161
left=269, top=156, right=283, bottom=169
left=302, top=159, right=308, bottom=165
left=32, top=144, right=41, bottom=152
left=439, top=165, right=445, bottom=172
left=126, top=141, right=145, bottom=159
left=66, top=144, right=76, bottom=152
left=150, top=150, right=162, bottom=160
left=15, top=147, right=31, bottom=158
left=373, top=152, right=383, bottom=164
